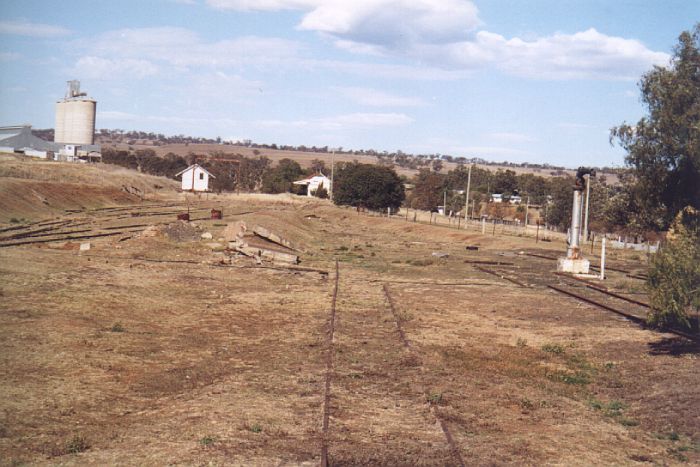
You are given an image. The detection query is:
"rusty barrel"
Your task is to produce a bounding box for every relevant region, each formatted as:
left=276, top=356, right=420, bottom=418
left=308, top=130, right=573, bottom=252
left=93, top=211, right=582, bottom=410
left=177, top=213, right=190, bottom=221
left=211, top=209, right=223, bottom=220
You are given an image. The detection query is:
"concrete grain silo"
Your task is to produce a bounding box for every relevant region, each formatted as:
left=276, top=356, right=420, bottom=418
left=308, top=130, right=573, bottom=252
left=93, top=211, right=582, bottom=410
left=55, top=80, right=96, bottom=145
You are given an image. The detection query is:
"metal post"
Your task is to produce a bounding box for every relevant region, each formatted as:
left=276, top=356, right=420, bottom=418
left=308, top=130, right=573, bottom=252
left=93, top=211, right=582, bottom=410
left=568, top=189, right=583, bottom=258
left=600, top=237, right=606, bottom=280
left=583, top=174, right=591, bottom=241
left=464, top=164, right=472, bottom=229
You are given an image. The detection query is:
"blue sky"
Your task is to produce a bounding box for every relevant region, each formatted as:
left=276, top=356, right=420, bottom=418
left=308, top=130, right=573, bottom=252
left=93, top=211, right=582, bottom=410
left=0, top=1, right=697, bottom=168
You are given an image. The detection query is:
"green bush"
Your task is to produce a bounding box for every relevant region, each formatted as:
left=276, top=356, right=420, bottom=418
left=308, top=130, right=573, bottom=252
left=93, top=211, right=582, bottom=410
left=648, top=207, right=700, bottom=330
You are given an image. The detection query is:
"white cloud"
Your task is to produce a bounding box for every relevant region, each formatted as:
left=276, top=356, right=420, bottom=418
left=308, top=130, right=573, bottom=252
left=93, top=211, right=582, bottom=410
left=256, top=112, right=413, bottom=130
left=73, top=56, right=159, bottom=80
left=204, top=0, right=668, bottom=80
left=298, top=0, right=480, bottom=47
left=206, top=0, right=316, bottom=11
left=0, top=20, right=71, bottom=37
left=334, top=86, right=425, bottom=107
left=81, top=27, right=302, bottom=68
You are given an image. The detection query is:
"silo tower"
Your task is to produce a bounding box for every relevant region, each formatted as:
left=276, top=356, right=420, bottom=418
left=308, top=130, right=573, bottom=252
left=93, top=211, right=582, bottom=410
left=55, top=80, right=96, bottom=145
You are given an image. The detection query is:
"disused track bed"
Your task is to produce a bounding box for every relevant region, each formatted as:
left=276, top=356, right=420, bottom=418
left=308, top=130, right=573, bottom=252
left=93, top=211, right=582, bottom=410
left=320, top=261, right=339, bottom=467
left=0, top=228, right=147, bottom=248
left=547, top=283, right=698, bottom=343
left=382, top=284, right=467, bottom=467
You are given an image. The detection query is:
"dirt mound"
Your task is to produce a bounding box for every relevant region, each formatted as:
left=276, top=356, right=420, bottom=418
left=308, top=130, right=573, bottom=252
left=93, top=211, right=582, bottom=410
left=0, top=155, right=179, bottom=222
left=161, top=222, right=201, bottom=242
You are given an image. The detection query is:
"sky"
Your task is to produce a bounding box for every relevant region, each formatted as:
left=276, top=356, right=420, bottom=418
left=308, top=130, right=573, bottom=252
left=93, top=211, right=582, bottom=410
left=0, top=1, right=697, bottom=168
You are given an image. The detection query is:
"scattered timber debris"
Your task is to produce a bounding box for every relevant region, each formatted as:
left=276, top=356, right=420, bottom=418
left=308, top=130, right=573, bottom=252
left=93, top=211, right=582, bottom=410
left=233, top=245, right=299, bottom=265
left=222, top=221, right=248, bottom=242
left=465, top=246, right=479, bottom=251
left=225, top=221, right=300, bottom=265
left=253, top=225, right=301, bottom=252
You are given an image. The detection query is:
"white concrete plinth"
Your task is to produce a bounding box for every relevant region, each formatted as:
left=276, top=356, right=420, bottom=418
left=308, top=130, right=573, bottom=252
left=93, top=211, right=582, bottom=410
left=557, top=257, right=590, bottom=274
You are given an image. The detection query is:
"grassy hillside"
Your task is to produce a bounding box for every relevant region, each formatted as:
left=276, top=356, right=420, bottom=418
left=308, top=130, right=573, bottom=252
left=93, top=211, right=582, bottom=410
left=0, top=154, right=179, bottom=223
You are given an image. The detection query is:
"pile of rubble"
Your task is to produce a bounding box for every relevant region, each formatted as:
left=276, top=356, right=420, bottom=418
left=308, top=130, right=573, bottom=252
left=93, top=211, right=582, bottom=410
left=224, top=221, right=299, bottom=265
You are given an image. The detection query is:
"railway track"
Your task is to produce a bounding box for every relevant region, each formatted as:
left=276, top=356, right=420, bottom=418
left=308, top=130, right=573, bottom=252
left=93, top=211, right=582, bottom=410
left=382, top=284, right=467, bottom=467
left=549, top=276, right=698, bottom=343
left=320, top=260, right=339, bottom=467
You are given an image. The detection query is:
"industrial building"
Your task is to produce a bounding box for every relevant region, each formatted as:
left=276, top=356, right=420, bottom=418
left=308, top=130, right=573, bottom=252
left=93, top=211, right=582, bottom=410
left=53, top=80, right=100, bottom=161
left=0, top=81, right=101, bottom=162
left=0, top=125, right=58, bottom=158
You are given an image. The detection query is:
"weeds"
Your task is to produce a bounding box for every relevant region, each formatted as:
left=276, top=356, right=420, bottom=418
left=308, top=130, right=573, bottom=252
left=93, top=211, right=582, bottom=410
left=199, top=435, right=216, bottom=446
left=588, top=398, right=639, bottom=427
left=110, top=323, right=125, bottom=332
left=249, top=424, right=263, bottom=433
left=541, top=343, right=565, bottom=354
left=427, top=393, right=443, bottom=405
left=65, top=435, right=90, bottom=454
left=516, top=338, right=528, bottom=348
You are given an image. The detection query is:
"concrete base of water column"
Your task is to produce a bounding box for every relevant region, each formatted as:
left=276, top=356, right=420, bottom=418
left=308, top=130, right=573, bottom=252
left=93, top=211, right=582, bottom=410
left=557, top=257, right=590, bottom=274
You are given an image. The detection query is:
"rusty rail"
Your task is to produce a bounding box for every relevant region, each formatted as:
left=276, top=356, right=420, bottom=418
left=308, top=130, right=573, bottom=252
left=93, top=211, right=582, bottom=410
left=382, top=285, right=466, bottom=467
left=473, top=265, right=528, bottom=287
left=547, top=284, right=698, bottom=343
left=320, top=260, right=339, bottom=467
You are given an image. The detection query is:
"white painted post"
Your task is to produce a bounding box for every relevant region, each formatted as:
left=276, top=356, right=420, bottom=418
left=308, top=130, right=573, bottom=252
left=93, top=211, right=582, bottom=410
left=481, top=216, right=486, bottom=234
left=583, top=174, right=591, bottom=241
left=464, top=164, right=472, bottom=229
left=330, top=149, right=335, bottom=200
left=600, top=237, right=606, bottom=280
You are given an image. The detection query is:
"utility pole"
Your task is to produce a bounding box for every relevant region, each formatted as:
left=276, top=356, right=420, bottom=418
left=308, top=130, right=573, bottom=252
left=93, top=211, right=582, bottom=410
left=443, top=190, right=447, bottom=216
left=524, top=195, right=530, bottom=230
left=583, top=174, right=591, bottom=241
left=330, top=149, right=335, bottom=200
left=464, top=163, right=472, bottom=228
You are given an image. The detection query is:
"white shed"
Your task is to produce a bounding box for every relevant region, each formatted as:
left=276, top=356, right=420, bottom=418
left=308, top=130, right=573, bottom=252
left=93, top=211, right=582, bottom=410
left=293, top=173, right=331, bottom=197
left=176, top=164, right=215, bottom=192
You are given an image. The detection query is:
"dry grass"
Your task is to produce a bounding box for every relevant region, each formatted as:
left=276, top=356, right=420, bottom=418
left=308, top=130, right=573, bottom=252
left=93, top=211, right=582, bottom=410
left=0, top=185, right=695, bottom=465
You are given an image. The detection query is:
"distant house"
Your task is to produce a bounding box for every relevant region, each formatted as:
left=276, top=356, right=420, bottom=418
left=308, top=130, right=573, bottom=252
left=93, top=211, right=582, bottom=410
left=509, top=195, right=522, bottom=204
left=176, top=164, right=215, bottom=192
left=491, top=193, right=503, bottom=203
left=293, top=173, right=331, bottom=197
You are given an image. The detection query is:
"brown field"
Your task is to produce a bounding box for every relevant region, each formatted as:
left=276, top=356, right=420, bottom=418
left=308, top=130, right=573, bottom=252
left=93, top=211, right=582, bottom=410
left=108, top=141, right=620, bottom=183
left=0, top=161, right=695, bottom=465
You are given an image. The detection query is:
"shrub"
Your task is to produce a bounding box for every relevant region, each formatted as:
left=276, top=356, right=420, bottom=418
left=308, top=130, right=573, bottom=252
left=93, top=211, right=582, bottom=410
left=648, top=207, right=700, bottom=330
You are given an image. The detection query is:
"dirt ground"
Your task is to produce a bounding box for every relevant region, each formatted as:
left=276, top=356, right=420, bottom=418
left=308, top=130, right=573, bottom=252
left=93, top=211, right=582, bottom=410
left=0, top=194, right=697, bottom=466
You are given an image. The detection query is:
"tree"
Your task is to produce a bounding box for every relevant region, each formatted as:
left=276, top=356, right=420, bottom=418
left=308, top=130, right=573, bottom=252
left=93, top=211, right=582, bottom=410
left=647, top=207, right=700, bottom=330
left=310, top=159, right=326, bottom=174
left=492, top=169, right=518, bottom=196
left=410, top=169, right=445, bottom=211
left=333, top=162, right=405, bottom=210
left=610, top=24, right=700, bottom=230
left=545, top=176, right=575, bottom=230
left=311, top=181, right=329, bottom=199
left=262, top=158, right=304, bottom=193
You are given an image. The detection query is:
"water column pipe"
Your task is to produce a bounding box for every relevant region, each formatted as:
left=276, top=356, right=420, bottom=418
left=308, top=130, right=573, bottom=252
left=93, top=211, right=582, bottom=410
left=567, top=167, right=596, bottom=259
